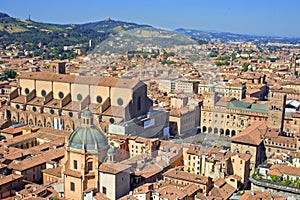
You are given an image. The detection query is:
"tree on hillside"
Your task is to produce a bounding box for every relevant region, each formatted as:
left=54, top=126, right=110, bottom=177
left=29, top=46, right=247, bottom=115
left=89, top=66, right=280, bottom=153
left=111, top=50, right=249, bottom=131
left=242, top=63, right=250, bottom=72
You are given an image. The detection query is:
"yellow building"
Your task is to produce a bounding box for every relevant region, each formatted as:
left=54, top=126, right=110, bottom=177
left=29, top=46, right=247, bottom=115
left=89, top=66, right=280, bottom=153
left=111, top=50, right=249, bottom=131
left=183, top=145, right=251, bottom=189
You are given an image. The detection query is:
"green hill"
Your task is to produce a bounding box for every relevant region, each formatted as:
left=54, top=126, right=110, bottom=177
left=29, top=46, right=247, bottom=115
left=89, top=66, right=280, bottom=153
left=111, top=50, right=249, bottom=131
left=0, top=13, right=151, bottom=59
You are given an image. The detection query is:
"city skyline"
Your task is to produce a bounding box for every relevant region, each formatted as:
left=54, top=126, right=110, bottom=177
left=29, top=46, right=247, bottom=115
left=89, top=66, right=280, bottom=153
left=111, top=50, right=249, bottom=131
left=1, top=0, right=300, bottom=37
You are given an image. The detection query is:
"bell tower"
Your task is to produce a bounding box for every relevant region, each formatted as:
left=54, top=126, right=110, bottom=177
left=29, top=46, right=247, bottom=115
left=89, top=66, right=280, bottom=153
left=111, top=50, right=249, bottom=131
left=267, top=94, right=286, bottom=133
left=290, top=54, right=297, bottom=77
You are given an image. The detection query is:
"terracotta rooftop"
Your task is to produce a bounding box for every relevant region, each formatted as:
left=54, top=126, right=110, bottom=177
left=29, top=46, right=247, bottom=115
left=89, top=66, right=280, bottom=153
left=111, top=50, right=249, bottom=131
left=213, top=178, right=226, bottom=188
left=99, top=162, right=131, bottom=174
left=18, top=72, right=142, bottom=89
left=233, top=153, right=252, bottom=162
left=268, top=164, right=300, bottom=177
left=64, top=168, right=82, bottom=178
left=134, top=163, right=164, bottom=179
left=231, top=121, right=266, bottom=146
left=240, top=190, right=287, bottom=200
left=42, top=166, right=62, bottom=178
left=182, top=183, right=200, bottom=196
left=226, top=174, right=242, bottom=182
left=93, top=193, right=110, bottom=200
left=8, top=148, right=64, bottom=171
left=215, top=97, right=233, bottom=107
left=163, top=167, right=210, bottom=185
left=1, top=124, right=27, bottom=135
left=209, top=182, right=236, bottom=200
left=133, top=183, right=153, bottom=194
left=118, top=195, right=138, bottom=200
left=0, top=174, right=23, bottom=186
left=156, top=185, right=187, bottom=200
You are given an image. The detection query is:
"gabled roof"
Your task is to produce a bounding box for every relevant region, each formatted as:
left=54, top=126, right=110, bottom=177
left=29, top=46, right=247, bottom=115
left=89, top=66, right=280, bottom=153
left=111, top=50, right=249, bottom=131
left=231, top=121, right=266, bottom=146
left=268, top=164, right=300, bottom=177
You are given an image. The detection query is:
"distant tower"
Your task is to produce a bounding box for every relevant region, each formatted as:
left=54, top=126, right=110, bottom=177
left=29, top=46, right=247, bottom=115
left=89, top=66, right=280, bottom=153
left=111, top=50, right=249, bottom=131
left=203, top=84, right=216, bottom=107
left=290, top=54, right=297, bottom=76
left=267, top=94, right=286, bottom=133
left=89, top=39, right=92, bottom=47
left=28, top=14, right=31, bottom=21
left=230, top=57, right=233, bottom=66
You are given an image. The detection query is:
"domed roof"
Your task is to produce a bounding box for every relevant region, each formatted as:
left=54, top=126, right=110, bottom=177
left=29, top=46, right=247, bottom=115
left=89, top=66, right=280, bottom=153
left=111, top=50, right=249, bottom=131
left=68, top=126, right=108, bottom=150
left=81, top=108, right=93, bottom=118
left=107, top=147, right=116, bottom=154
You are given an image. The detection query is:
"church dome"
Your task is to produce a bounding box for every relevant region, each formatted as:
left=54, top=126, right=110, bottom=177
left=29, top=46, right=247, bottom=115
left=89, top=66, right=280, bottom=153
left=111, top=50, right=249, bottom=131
left=68, top=108, right=108, bottom=150
left=68, top=126, right=108, bottom=150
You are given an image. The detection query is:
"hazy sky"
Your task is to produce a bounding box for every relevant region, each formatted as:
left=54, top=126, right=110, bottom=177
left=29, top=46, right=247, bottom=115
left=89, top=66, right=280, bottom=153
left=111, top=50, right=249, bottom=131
left=1, top=0, right=300, bottom=37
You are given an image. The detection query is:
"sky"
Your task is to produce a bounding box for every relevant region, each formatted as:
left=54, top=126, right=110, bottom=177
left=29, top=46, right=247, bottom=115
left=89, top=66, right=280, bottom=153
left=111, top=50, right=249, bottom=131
left=1, top=0, right=300, bottom=37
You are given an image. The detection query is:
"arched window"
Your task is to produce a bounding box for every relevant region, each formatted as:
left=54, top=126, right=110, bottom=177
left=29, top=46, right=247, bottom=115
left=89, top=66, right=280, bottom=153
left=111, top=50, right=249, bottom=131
left=29, top=119, right=34, bottom=127
left=37, top=120, right=43, bottom=127
left=66, top=125, right=71, bottom=131
left=20, top=118, right=25, bottom=123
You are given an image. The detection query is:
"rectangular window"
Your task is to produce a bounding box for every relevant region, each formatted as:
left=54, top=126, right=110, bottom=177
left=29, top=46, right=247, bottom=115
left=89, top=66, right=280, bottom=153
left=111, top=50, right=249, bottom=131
left=137, top=96, right=141, bottom=111
left=74, top=160, right=78, bottom=169
left=70, top=182, right=75, bottom=191
left=88, top=162, right=93, bottom=171
left=102, top=186, right=107, bottom=195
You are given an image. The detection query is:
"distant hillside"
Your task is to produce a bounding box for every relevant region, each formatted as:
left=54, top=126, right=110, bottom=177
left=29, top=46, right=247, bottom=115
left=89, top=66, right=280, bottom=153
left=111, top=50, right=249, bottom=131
left=77, top=18, right=151, bottom=33
left=93, top=27, right=197, bottom=55
left=0, top=13, right=152, bottom=59
left=175, top=28, right=300, bottom=44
